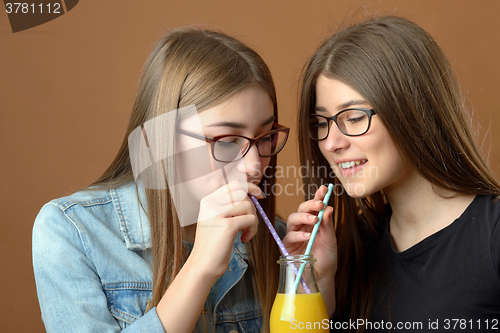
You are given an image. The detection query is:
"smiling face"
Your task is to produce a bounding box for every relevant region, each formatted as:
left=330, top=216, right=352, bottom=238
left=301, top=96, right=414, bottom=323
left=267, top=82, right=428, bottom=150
left=175, top=85, right=275, bottom=201
left=315, top=75, right=409, bottom=198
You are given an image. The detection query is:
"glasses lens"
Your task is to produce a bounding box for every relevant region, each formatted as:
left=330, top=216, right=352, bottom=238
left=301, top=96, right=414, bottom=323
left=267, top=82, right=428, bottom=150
left=337, top=109, right=370, bottom=135
left=257, top=130, right=288, bottom=156
left=213, top=137, right=249, bottom=162
left=308, top=115, right=329, bottom=140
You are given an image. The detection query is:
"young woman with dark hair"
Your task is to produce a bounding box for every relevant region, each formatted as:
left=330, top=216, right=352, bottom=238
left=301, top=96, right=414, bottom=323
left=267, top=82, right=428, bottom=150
left=285, top=16, right=500, bottom=332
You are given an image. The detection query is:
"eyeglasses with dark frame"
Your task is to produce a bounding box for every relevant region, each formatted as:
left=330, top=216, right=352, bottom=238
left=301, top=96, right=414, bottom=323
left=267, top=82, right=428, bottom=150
left=177, top=123, right=290, bottom=163
left=308, top=108, right=377, bottom=140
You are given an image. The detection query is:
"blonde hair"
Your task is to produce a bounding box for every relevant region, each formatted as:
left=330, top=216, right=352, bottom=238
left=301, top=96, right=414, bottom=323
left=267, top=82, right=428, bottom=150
left=91, top=28, right=280, bottom=331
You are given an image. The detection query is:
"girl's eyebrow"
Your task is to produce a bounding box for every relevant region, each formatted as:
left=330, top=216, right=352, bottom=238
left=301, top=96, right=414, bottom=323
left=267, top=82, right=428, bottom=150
left=315, top=100, right=369, bottom=113
left=315, top=106, right=328, bottom=113
left=206, top=115, right=276, bottom=129
left=261, top=115, right=276, bottom=126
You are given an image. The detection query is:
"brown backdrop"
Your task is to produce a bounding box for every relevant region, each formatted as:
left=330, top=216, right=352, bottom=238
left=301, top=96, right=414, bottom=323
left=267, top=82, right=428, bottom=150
left=1, top=1, right=499, bottom=331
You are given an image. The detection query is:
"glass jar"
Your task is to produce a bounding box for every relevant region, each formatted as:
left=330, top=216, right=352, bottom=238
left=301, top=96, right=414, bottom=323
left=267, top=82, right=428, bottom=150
left=270, top=255, right=329, bottom=332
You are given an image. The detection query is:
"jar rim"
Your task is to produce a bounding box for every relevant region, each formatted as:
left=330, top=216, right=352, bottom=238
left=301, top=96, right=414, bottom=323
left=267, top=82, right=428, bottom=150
left=277, top=254, right=316, bottom=264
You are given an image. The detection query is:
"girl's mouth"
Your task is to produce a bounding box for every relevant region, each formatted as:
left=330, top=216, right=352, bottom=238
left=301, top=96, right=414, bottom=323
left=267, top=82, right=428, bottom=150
left=338, top=159, right=367, bottom=170
left=337, top=159, right=367, bottom=176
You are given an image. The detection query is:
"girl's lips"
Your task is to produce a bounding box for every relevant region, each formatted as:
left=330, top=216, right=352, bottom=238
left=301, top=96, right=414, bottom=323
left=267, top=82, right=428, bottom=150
left=337, top=159, right=367, bottom=169
left=336, top=160, right=368, bottom=177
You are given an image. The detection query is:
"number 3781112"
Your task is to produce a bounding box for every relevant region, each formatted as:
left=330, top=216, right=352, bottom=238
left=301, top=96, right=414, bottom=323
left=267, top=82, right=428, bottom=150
left=5, top=3, right=62, bottom=14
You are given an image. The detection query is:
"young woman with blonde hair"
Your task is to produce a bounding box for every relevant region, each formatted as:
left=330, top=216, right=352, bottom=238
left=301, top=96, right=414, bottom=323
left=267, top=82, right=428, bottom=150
left=33, top=28, right=289, bottom=332
left=285, top=16, right=500, bottom=332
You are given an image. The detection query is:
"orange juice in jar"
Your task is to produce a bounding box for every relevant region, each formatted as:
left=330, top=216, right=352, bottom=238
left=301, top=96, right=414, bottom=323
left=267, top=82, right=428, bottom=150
left=270, top=255, right=329, bottom=332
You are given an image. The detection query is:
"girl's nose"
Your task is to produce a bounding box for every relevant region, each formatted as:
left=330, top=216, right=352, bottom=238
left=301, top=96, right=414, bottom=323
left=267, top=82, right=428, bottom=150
left=237, top=144, right=262, bottom=178
left=322, top=124, right=350, bottom=153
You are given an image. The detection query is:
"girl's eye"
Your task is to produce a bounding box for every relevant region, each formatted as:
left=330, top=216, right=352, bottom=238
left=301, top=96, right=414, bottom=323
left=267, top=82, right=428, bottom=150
left=216, top=140, right=237, bottom=149
left=215, top=136, right=246, bottom=150
left=310, top=115, right=328, bottom=129
left=310, top=121, right=327, bottom=129
left=347, top=115, right=366, bottom=124
left=260, top=135, right=272, bottom=143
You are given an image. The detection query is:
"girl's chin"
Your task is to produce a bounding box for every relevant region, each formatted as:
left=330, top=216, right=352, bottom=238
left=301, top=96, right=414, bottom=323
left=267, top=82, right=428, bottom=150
left=341, top=182, right=371, bottom=198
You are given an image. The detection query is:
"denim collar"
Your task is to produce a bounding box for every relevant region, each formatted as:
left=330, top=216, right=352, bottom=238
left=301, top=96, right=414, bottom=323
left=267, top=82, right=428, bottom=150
left=111, top=181, right=248, bottom=260
left=112, top=182, right=152, bottom=250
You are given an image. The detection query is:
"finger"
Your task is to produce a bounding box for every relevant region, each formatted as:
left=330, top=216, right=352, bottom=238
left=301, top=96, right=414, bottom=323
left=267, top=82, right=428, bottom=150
left=200, top=185, right=258, bottom=215
left=207, top=180, right=264, bottom=201
left=297, top=197, right=325, bottom=214
left=317, top=206, right=337, bottom=249
left=318, top=206, right=335, bottom=239
left=205, top=189, right=250, bottom=208
left=199, top=195, right=256, bottom=223
left=282, top=230, right=312, bottom=247
left=206, top=180, right=248, bottom=199
left=246, top=182, right=265, bottom=199
left=313, top=185, right=329, bottom=202
left=286, top=212, right=318, bottom=231
left=198, top=201, right=249, bottom=222
left=230, top=214, right=259, bottom=243
left=321, top=206, right=334, bottom=227
left=224, top=180, right=263, bottom=199
left=221, top=199, right=255, bottom=218
left=310, top=185, right=332, bottom=217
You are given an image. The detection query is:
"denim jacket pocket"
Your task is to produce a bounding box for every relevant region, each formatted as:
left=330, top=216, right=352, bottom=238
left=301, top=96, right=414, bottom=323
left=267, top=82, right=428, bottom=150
left=103, top=282, right=153, bottom=329
left=214, top=276, right=262, bottom=333
left=215, top=309, right=262, bottom=332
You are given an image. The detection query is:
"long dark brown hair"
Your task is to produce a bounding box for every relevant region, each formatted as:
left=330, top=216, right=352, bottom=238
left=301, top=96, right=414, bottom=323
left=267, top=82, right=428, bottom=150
left=298, top=15, right=500, bottom=331
left=90, top=27, right=280, bottom=332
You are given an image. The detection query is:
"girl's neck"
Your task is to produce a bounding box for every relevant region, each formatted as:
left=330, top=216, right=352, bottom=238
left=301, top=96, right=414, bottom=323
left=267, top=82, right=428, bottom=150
left=184, top=224, right=196, bottom=243
left=385, top=172, right=475, bottom=252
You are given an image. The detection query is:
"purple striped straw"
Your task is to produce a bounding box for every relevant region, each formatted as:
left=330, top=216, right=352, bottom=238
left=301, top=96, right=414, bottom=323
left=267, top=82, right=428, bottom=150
left=249, top=194, right=311, bottom=293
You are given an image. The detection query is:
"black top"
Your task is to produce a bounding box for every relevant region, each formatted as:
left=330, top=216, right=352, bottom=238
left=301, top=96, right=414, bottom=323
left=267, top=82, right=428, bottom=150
left=366, top=195, right=500, bottom=332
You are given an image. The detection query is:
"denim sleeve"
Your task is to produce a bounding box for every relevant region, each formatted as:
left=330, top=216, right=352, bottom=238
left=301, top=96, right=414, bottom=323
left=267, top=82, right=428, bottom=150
left=122, top=307, right=164, bottom=332
left=32, top=203, right=165, bottom=333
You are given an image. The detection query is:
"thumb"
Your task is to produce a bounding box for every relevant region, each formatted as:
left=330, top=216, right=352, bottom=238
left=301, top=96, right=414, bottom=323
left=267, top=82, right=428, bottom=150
left=319, top=206, right=335, bottom=238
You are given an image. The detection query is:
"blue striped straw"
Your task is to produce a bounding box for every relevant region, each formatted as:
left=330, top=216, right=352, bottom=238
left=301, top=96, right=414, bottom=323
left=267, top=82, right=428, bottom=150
left=249, top=194, right=311, bottom=293
left=293, top=183, right=334, bottom=293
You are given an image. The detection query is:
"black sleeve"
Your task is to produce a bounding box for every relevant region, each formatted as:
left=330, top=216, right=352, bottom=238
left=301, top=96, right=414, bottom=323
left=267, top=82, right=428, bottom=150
left=275, top=215, right=287, bottom=239
left=490, top=199, right=500, bottom=281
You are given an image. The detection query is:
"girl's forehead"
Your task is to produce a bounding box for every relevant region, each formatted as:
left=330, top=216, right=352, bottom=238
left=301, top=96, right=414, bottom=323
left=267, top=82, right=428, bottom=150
left=178, top=113, right=203, bottom=132
left=189, top=87, right=274, bottom=128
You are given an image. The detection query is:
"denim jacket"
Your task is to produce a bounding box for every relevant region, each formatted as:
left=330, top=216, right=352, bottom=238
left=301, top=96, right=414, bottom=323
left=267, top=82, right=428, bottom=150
left=33, top=181, right=265, bottom=332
